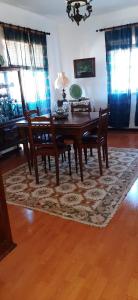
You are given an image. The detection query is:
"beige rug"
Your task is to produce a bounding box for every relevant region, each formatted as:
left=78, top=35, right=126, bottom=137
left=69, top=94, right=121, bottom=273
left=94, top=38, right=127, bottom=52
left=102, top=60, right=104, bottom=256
left=3, top=148, right=138, bottom=228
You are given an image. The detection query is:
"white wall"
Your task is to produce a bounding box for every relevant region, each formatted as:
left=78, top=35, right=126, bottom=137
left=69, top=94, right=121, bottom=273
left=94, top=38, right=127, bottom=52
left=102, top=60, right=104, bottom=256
left=58, top=5, right=138, bottom=127
left=0, top=2, right=62, bottom=108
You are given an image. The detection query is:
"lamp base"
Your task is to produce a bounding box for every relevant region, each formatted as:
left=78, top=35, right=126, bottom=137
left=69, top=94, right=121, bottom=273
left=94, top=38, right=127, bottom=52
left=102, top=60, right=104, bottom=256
left=62, top=89, right=67, bottom=102
left=57, top=99, right=63, bottom=107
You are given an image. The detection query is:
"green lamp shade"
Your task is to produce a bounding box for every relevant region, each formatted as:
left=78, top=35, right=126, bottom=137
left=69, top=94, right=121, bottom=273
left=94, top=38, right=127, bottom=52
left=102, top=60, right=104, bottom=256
left=69, top=84, right=82, bottom=99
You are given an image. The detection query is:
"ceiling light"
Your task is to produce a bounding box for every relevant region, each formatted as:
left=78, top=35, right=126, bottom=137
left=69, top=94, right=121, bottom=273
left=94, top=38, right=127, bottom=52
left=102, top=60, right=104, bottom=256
left=66, top=0, right=93, bottom=26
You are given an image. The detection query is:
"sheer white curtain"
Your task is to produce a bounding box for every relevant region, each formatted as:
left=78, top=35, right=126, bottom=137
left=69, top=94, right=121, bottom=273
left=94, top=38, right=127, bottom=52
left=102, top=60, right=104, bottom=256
left=110, top=47, right=138, bottom=94
left=0, top=25, right=8, bottom=66
left=2, top=25, right=50, bottom=114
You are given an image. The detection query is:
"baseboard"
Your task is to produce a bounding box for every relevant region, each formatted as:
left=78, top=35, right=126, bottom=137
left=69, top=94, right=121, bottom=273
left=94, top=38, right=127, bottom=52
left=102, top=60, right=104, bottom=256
left=108, top=127, right=138, bottom=132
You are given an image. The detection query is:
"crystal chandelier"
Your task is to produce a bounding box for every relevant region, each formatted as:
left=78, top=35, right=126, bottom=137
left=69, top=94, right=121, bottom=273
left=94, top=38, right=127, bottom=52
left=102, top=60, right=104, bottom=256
left=66, top=0, right=93, bottom=26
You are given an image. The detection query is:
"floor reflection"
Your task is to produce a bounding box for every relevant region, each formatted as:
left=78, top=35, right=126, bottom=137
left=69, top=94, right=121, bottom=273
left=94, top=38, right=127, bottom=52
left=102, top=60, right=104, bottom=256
left=23, top=208, right=35, bottom=223
left=127, top=179, right=138, bottom=208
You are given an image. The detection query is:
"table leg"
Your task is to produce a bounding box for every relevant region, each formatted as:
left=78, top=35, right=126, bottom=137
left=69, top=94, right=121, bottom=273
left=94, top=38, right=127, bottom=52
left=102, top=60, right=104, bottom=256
left=76, top=137, right=83, bottom=182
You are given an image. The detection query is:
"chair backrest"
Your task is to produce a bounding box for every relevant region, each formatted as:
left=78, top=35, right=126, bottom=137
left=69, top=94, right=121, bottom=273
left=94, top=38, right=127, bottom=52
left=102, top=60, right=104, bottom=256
left=97, top=108, right=109, bottom=139
left=28, top=115, right=58, bottom=151
left=24, top=107, right=40, bottom=120
left=71, top=102, right=91, bottom=113
left=100, top=107, right=109, bottom=115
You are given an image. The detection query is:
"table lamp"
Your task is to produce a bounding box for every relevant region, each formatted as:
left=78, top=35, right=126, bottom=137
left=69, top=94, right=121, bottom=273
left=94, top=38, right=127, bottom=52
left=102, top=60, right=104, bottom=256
left=55, top=72, right=69, bottom=102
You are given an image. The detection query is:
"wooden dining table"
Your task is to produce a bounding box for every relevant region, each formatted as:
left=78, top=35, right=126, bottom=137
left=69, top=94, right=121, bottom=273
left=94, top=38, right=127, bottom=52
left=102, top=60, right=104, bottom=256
left=16, top=111, right=99, bottom=181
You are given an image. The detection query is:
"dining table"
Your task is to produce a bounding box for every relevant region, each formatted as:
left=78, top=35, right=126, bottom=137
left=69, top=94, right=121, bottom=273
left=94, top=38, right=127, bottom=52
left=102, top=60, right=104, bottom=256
left=16, top=111, right=99, bottom=181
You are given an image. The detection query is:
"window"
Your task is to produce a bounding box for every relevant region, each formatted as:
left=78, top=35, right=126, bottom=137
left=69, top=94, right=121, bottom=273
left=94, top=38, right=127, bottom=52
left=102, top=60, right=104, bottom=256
left=3, top=25, right=50, bottom=113
left=21, top=70, right=47, bottom=104
left=6, top=40, right=44, bottom=68
left=110, top=30, right=138, bottom=94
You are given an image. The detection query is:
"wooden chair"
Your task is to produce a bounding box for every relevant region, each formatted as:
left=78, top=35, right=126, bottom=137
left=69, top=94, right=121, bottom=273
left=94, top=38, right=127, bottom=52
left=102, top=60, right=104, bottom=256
left=62, top=101, right=92, bottom=173
left=28, top=115, right=72, bottom=185
left=81, top=108, right=109, bottom=176
left=24, top=108, right=41, bottom=169
left=71, top=101, right=95, bottom=158
left=24, top=107, right=40, bottom=119
left=24, top=108, right=55, bottom=170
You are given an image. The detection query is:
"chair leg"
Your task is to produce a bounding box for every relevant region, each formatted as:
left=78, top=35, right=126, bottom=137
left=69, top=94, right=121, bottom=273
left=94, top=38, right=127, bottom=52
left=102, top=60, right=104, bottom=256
left=55, top=155, right=59, bottom=185
left=84, top=147, right=88, bottom=164
left=34, top=155, right=39, bottom=184
left=102, top=145, right=105, bottom=161
left=77, top=142, right=83, bottom=182
left=105, top=143, right=109, bottom=168
left=67, top=150, right=72, bottom=176
left=29, top=145, right=33, bottom=168
left=48, top=156, right=51, bottom=170
left=43, top=156, right=47, bottom=173
left=62, top=153, right=64, bottom=163
left=97, top=146, right=103, bottom=176
left=90, top=148, right=93, bottom=157
left=61, top=153, right=66, bottom=162
left=73, top=144, right=78, bottom=173
left=23, top=142, right=32, bottom=175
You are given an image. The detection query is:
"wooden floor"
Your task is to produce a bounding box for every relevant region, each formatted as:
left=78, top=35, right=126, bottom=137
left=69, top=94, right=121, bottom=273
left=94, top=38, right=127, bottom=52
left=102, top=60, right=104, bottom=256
left=0, top=131, right=138, bottom=300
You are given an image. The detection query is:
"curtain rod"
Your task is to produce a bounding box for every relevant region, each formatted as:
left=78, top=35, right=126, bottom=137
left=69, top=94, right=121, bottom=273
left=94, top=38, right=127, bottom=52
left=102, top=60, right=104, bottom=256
left=96, top=22, right=138, bottom=32
left=0, top=21, right=50, bottom=36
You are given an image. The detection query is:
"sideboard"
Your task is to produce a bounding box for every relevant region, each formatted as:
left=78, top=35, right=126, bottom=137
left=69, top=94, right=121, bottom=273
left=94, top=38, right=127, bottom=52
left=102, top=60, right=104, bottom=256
left=0, top=172, right=16, bottom=260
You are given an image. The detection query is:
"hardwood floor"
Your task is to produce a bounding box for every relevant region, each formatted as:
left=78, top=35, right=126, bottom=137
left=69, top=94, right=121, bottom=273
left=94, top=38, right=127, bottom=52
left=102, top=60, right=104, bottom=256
left=0, top=131, right=138, bottom=300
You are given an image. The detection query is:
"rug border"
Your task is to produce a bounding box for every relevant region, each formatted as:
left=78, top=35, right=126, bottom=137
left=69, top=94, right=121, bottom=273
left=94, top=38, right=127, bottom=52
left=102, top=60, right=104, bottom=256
left=3, top=147, right=138, bottom=228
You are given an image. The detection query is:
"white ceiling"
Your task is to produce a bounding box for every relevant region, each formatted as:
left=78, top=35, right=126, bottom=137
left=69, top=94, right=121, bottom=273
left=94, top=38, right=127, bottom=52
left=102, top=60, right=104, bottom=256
left=1, top=0, right=138, bottom=16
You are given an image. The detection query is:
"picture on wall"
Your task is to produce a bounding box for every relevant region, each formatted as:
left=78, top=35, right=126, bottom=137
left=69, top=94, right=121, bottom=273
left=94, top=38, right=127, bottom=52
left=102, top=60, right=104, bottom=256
left=73, top=58, right=95, bottom=78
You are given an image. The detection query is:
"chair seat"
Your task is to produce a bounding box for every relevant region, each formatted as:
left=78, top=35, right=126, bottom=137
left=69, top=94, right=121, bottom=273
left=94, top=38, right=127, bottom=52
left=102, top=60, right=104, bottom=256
left=33, top=134, right=63, bottom=144
left=63, top=132, right=89, bottom=143
left=82, top=134, right=104, bottom=145
left=35, top=142, right=71, bottom=154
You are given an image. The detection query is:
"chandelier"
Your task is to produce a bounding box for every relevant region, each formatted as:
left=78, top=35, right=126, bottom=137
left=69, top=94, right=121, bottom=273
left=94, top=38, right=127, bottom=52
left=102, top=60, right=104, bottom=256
left=66, top=0, right=93, bottom=26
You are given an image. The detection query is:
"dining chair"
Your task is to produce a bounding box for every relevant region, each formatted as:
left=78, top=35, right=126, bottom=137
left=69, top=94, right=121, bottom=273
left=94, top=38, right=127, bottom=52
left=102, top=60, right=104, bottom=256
left=81, top=108, right=109, bottom=176
left=71, top=101, right=95, bottom=157
left=27, top=115, right=72, bottom=185
left=24, top=107, right=40, bottom=119
left=62, top=102, right=92, bottom=172
left=24, top=107, right=53, bottom=170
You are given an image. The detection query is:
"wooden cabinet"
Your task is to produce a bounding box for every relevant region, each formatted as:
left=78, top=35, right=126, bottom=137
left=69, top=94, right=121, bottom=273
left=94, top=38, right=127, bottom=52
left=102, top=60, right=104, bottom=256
left=0, top=67, right=25, bottom=154
left=0, top=171, right=16, bottom=260
left=0, top=117, right=23, bottom=152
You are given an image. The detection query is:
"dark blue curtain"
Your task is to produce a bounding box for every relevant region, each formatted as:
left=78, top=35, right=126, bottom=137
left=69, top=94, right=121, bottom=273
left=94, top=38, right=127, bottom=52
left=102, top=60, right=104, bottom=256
left=105, top=27, right=132, bottom=128
left=135, top=26, right=138, bottom=126
left=3, top=26, right=50, bottom=114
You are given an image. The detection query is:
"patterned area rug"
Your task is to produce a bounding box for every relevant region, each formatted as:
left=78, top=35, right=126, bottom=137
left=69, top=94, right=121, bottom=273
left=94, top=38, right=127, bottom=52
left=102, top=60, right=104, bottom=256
left=3, top=148, right=138, bottom=228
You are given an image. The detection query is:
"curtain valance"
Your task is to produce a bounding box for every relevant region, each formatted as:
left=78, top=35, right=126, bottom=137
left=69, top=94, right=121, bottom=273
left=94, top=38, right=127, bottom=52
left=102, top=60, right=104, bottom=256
left=3, top=25, right=48, bottom=70
left=105, top=27, right=132, bottom=51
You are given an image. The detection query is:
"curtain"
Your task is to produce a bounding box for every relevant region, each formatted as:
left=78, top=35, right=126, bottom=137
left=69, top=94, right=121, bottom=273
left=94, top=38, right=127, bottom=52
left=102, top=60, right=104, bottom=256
left=135, top=26, right=138, bottom=126
left=3, top=26, right=50, bottom=114
left=105, top=27, right=132, bottom=128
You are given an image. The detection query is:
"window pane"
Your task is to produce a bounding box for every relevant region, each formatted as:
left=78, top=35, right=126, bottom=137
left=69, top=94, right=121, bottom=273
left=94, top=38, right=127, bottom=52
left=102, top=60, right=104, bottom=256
left=130, top=48, right=138, bottom=92
left=0, top=71, right=23, bottom=123
left=32, top=44, right=44, bottom=68
left=21, top=70, right=36, bottom=103
left=7, top=41, right=31, bottom=66
left=21, top=70, right=47, bottom=103
left=110, top=47, right=138, bottom=93
left=110, top=49, right=130, bottom=93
